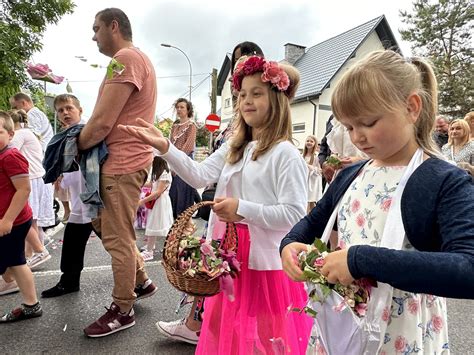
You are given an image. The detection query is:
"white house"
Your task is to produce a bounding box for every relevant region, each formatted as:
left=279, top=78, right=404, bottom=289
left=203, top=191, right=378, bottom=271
left=216, top=15, right=400, bottom=148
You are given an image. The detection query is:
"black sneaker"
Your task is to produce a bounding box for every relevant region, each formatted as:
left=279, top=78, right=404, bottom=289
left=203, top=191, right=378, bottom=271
left=41, top=283, right=79, bottom=298
left=0, top=303, right=43, bottom=323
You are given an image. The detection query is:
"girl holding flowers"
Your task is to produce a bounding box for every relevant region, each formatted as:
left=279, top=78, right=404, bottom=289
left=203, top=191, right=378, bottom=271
left=281, top=50, right=474, bottom=354
left=119, top=56, right=312, bottom=354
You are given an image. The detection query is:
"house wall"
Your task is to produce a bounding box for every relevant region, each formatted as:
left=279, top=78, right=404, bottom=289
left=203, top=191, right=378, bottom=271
left=291, top=31, right=386, bottom=147
left=219, top=72, right=233, bottom=132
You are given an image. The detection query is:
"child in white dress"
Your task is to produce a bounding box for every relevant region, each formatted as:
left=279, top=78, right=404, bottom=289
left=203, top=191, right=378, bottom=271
left=303, top=135, right=323, bottom=213
left=139, top=156, right=173, bottom=261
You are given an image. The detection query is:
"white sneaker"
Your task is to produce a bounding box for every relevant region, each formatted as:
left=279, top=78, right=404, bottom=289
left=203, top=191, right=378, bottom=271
left=156, top=318, right=199, bottom=345
left=0, top=279, right=19, bottom=296
left=43, top=236, right=54, bottom=247
left=27, top=250, right=51, bottom=270
left=140, top=250, right=154, bottom=262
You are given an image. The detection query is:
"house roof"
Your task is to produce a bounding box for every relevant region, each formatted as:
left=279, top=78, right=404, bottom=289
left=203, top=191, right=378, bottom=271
left=293, top=15, right=399, bottom=101
left=217, top=53, right=232, bottom=96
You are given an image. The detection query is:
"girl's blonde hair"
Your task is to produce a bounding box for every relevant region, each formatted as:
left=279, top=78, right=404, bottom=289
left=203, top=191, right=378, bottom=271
left=303, top=135, right=318, bottom=163
left=447, top=119, right=471, bottom=147
left=227, top=64, right=300, bottom=164
left=8, top=109, right=29, bottom=127
left=465, top=111, right=474, bottom=125
left=331, top=50, right=440, bottom=158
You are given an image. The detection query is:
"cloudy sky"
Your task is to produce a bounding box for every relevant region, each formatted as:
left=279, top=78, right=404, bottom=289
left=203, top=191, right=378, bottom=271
left=33, top=0, right=416, bottom=123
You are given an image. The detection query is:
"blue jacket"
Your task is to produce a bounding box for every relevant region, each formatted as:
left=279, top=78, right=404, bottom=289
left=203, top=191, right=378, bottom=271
left=280, top=158, right=474, bottom=299
left=43, top=124, right=108, bottom=218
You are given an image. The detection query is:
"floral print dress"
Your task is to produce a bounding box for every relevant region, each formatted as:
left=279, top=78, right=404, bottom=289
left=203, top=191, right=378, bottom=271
left=337, top=164, right=449, bottom=354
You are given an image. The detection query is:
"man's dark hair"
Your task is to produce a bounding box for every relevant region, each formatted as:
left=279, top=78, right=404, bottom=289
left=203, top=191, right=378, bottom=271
left=96, top=8, right=132, bottom=41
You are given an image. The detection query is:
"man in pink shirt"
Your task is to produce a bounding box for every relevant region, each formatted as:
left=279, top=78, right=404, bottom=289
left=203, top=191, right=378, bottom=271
left=78, top=8, right=158, bottom=338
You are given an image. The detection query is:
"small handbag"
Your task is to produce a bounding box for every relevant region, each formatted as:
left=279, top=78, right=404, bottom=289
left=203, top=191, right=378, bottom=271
left=144, top=191, right=156, bottom=209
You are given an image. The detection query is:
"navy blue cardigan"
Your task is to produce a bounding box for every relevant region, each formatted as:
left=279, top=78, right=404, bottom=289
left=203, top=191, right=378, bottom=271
left=280, top=158, right=474, bottom=299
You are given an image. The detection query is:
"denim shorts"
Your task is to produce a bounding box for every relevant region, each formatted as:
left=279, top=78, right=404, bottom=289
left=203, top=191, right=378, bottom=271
left=0, top=219, right=32, bottom=275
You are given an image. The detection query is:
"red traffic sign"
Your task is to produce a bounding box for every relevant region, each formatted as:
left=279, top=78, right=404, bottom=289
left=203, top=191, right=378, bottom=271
left=205, top=114, right=221, bottom=132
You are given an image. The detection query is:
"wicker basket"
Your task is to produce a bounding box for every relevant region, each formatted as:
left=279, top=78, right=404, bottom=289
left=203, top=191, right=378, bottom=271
left=162, top=201, right=238, bottom=296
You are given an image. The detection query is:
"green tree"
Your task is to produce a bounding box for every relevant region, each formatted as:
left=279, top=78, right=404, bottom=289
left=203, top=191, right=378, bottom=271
left=196, top=125, right=210, bottom=147
left=0, top=0, right=75, bottom=109
left=400, top=0, right=473, bottom=117
left=156, top=118, right=173, bottom=138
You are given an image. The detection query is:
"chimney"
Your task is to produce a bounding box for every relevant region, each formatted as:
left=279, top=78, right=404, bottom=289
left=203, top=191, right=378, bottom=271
left=284, top=43, right=306, bottom=65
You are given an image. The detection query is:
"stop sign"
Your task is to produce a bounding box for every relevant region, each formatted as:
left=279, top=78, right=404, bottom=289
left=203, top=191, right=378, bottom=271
left=205, top=114, right=221, bottom=132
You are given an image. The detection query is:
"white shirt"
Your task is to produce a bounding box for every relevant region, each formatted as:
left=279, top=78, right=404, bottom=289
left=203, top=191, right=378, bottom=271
left=27, top=107, right=54, bottom=152
left=60, top=170, right=91, bottom=224
left=10, top=128, right=45, bottom=179
left=162, top=140, right=308, bottom=270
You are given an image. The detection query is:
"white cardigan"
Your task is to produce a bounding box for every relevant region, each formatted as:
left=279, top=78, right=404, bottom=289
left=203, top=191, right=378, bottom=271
left=161, top=140, right=308, bottom=270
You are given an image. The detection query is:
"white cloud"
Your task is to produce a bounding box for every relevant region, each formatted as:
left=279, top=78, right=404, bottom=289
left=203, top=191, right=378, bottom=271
left=33, top=0, right=414, bottom=122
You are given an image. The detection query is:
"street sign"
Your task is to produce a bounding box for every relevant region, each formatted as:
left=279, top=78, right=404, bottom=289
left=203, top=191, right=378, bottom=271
left=205, top=114, right=221, bottom=132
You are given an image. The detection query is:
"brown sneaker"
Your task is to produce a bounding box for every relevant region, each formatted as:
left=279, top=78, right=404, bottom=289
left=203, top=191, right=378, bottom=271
left=134, top=279, right=158, bottom=301
left=83, top=302, right=135, bottom=338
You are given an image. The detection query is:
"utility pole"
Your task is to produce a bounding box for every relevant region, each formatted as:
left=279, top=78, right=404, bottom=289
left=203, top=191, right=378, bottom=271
left=208, top=68, right=218, bottom=150
left=210, top=68, right=218, bottom=114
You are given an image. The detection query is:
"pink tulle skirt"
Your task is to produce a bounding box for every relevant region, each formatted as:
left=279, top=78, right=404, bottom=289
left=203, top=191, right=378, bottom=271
left=195, top=224, right=313, bottom=355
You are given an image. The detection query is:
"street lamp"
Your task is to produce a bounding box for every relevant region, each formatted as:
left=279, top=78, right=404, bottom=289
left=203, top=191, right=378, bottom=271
left=161, top=43, right=192, bottom=101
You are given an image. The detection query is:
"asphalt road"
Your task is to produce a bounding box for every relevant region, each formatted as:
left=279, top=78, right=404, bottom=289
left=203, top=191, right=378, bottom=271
left=0, top=219, right=473, bottom=354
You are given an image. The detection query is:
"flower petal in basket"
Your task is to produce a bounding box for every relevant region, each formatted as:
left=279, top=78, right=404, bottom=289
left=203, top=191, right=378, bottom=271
left=162, top=201, right=238, bottom=297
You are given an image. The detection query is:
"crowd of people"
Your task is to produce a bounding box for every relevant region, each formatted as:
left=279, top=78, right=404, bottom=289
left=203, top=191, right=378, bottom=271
left=0, top=6, right=473, bottom=355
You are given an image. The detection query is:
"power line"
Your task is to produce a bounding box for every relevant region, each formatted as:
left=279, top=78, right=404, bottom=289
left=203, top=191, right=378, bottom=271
left=157, top=74, right=211, bottom=119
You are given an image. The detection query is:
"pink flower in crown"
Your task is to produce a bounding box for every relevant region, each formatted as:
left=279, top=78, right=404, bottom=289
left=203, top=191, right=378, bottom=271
left=351, top=199, right=361, bottom=213
left=356, top=213, right=366, bottom=227
left=431, top=314, right=443, bottom=333
left=407, top=298, right=419, bottom=315
left=243, top=56, right=265, bottom=75
left=381, top=198, right=392, bottom=212
left=394, top=335, right=407, bottom=352
left=262, top=61, right=289, bottom=91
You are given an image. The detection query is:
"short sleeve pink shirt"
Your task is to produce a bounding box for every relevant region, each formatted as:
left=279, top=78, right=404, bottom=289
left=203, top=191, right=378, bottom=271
left=98, top=47, right=157, bottom=174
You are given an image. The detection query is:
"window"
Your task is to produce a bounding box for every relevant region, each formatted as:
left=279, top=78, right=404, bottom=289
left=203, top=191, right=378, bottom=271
left=293, top=123, right=305, bottom=133
left=224, top=98, right=231, bottom=108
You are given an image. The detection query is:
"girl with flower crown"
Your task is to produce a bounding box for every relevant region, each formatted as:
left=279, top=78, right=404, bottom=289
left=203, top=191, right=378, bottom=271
left=119, top=56, right=313, bottom=354
left=281, top=50, right=474, bottom=354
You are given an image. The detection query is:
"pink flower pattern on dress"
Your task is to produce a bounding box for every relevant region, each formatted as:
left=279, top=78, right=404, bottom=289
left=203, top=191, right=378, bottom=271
left=356, top=213, right=365, bottom=227
left=431, top=314, right=444, bottom=333
left=394, top=335, right=407, bottom=352
left=382, top=307, right=390, bottom=322
left=408, top=298, right=419, bottom=315
left=381, top=198, right=392, bottom=212
left=351, top=199, right=361, bottom=213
